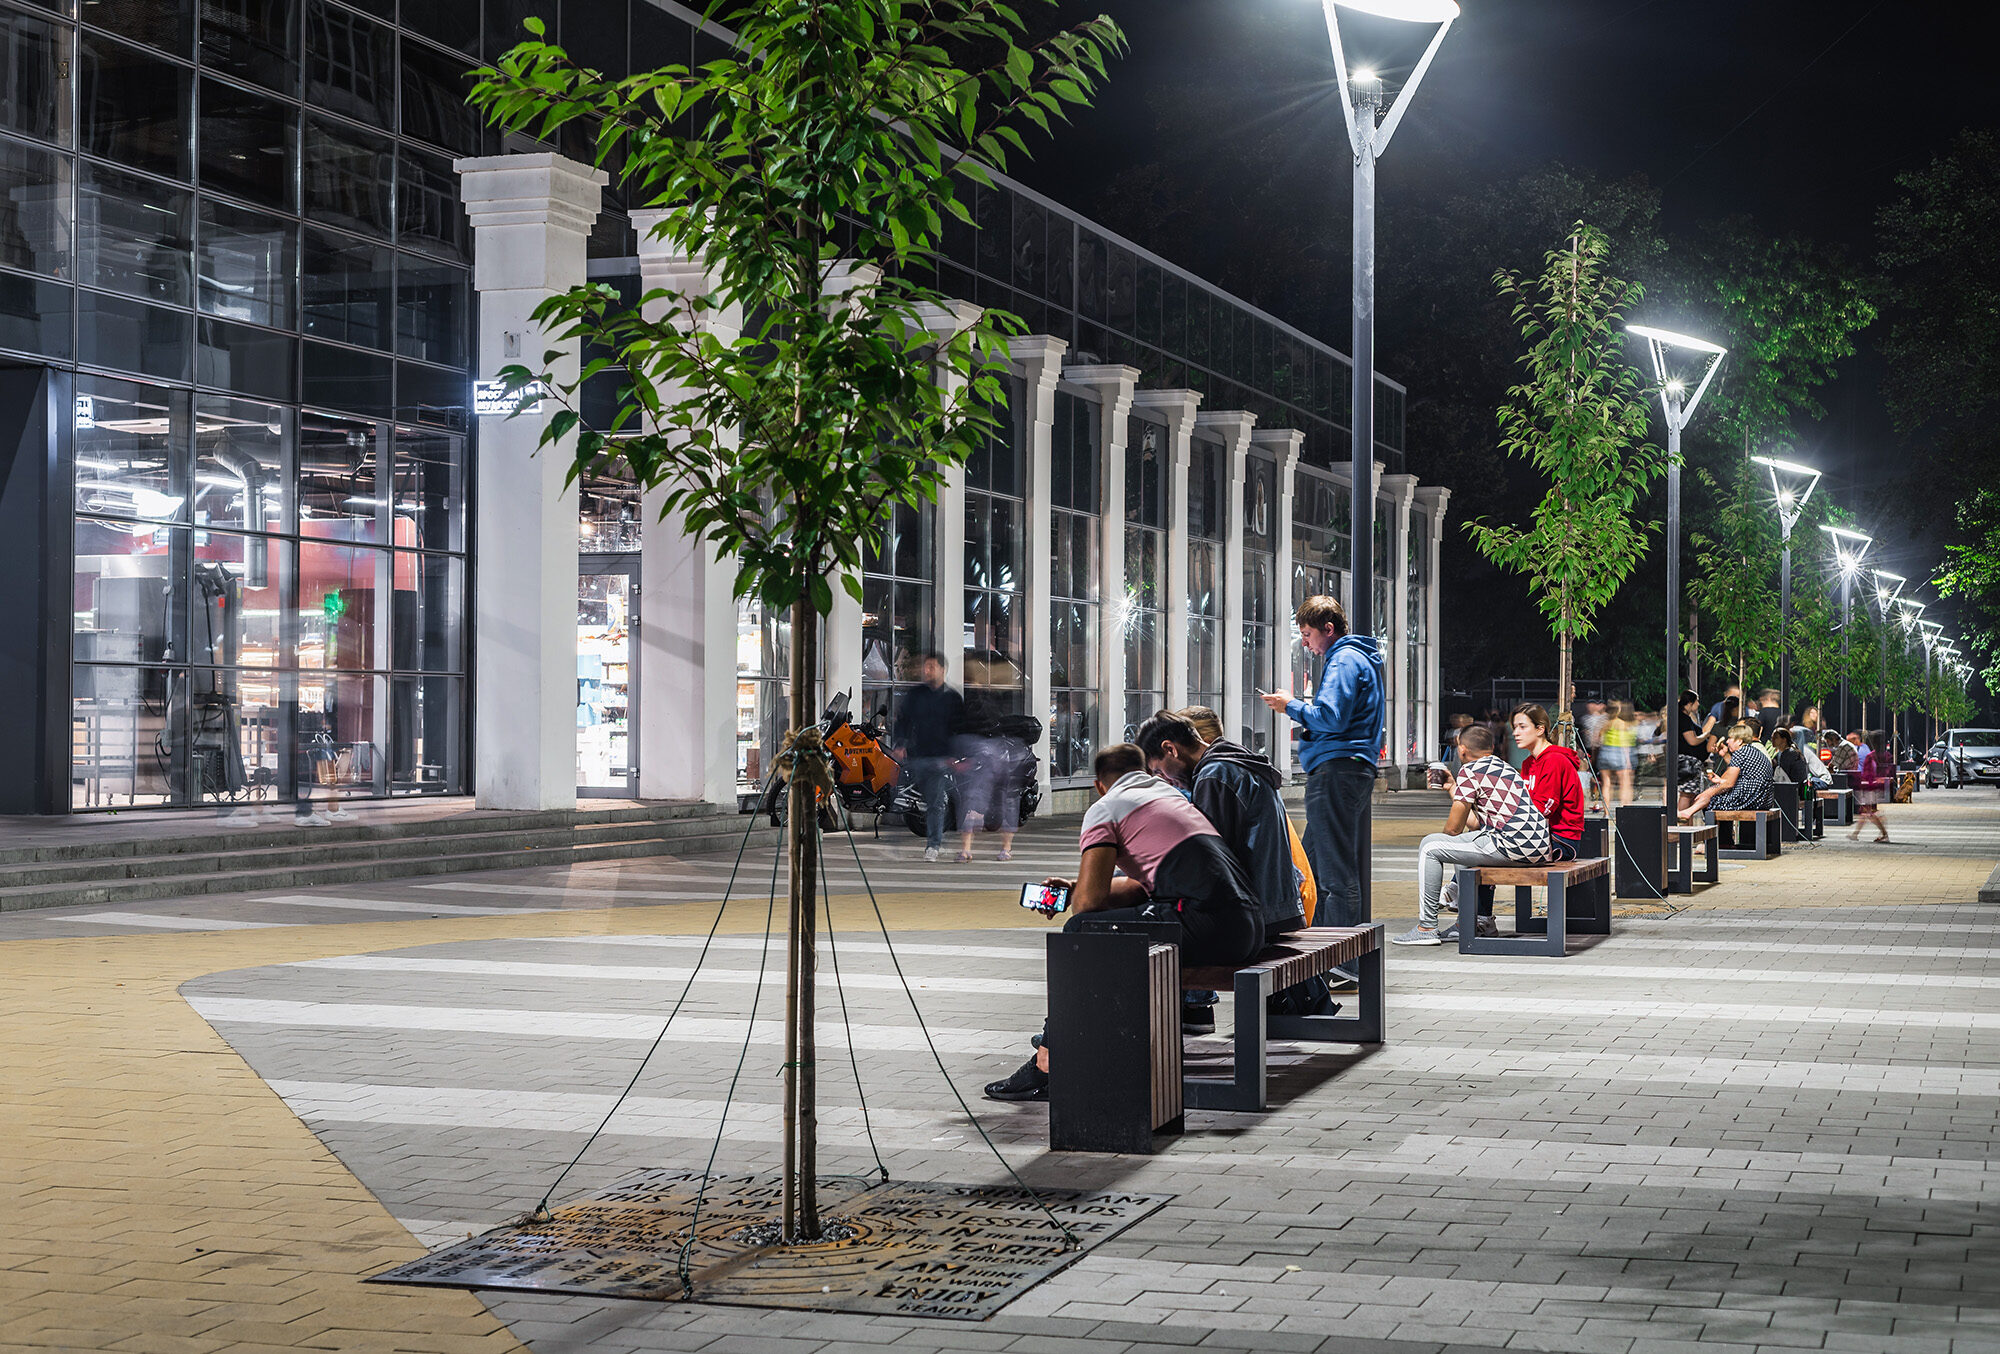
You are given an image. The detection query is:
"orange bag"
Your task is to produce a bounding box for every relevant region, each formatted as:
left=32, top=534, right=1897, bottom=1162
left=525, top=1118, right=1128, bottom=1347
left=1287, top=815, right=1317, bottom=919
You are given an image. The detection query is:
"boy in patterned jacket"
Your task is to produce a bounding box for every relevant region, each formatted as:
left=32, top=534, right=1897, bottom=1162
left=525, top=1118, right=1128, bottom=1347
left=1391, top=723, right=1554, bottom=946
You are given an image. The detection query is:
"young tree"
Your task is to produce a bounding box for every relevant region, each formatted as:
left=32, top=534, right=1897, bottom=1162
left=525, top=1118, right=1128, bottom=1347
left=470, top=0, right=1122, bottom=1240
left=1469, top=223, right=1660, bottom=737
left=1934, top=489, right=2000, bottom=690
left=1686, top=458, right=1783, bottom=696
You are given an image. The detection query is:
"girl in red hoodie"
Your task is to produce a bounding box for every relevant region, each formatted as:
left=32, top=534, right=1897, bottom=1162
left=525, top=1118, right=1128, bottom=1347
left=1511, top=704, right=1586, bottom=860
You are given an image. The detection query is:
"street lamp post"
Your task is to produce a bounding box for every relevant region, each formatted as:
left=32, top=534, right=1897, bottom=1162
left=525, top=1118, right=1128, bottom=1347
left=1819, top=525, right=1873, bottom=734
left=1749, top=454, right=1821, bottom=723
left=1627, top=325, right=1726, bottom=817
left=1319, top=0, right=1456, bottom=924
left=1871, top=570, right=1904, bottom=754
left=1898, top=598, right=1926, bottom=756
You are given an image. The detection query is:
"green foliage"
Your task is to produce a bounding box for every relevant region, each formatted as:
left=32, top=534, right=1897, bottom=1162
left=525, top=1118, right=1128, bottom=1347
left=1784, top=563, right=1845, bottom=717
left=1686, top=457, right=1782, bottom=689
left=1934, top=673, right=1979, bottom=730
left=1468, top=223, right=1661, bottom=708
left=1934, top=489, right=2000, bottom=689
left=468, top=0, right=1123, bottom=616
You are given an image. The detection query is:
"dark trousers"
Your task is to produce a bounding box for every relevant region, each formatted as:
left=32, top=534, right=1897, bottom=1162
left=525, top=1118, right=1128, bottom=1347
left=1304, top=759, right=1374, bottom=929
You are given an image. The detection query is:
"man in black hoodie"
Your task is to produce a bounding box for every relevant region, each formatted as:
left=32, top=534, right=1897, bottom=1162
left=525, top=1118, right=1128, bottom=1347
left=1138, top=711, right=1320, bottom=1029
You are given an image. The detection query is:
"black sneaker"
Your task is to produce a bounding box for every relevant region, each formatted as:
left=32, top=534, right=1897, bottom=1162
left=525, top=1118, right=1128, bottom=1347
left=1325, top=968, right=1360, bottom=994
left=983, top=1057, right=1048, bottom=1103
left=1181, top=1003, right=1216, bottom=1035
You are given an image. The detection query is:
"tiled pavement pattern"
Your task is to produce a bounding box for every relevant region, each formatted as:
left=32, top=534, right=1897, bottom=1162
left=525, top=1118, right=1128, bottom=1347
left=2, top=788, right=1997, bottom=1354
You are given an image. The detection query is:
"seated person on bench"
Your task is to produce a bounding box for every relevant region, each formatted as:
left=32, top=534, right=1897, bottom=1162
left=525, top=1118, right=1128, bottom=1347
left=1392, top=723, right=1555, bottom=947
left=1512, top=703, right=1587, bottom=861
left=982, top=744, right=1266, bottom=1103
left=1679, top=721, right=1776, bottom=822
left=1769, top=728, right=1817, bottom=808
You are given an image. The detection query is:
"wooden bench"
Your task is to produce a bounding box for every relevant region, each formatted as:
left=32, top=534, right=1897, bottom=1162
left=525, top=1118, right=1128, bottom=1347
left=1047, top=925, right=1184, bottom=1153
left=1814, top=787, right=1852, bottom=833
left=1668, top=822, right=1719, bottom=893
left=1454, top=858, right=1611, bottom=957
left=1771, top=782, right=1812, bottom=843
left=1179, top=924, right=1385, bottom=1113
left=1709, top=807, right=1780, bottom=859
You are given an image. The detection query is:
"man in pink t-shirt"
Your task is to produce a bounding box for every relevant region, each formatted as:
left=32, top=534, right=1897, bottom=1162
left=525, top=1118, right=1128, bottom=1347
left=983, top=743, right=1264, bottom=1102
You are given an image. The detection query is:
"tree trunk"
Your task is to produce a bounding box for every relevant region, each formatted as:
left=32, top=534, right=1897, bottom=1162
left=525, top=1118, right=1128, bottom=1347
left=783, top=595, right=821, bottom=1241
left=1556, top=625, right=1573, bottom=749
left=1687, top=610, right=1700, bottom=694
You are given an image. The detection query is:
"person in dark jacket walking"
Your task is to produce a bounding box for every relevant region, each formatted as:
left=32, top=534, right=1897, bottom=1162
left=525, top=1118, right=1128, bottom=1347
left=892, top=651, right=964, bottom=860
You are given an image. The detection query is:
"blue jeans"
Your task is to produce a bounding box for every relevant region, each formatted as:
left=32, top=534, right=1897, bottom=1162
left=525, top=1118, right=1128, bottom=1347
left=1304, top=758, right=1374, bottom=930
left=909, top=756, right=951, bottom=850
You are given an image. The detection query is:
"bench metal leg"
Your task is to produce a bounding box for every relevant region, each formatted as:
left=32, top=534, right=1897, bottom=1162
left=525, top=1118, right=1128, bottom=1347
left=1268, top=935, right=1385, bottom=1047
left=1460, top=871, right=1568, bottom=957
left=1717, top=812, right=1779, bottom=860
left=1669, top=834, right=1692, bottom=894
left=1183, top=967, right=1271, bottom=1112
left=1701, top=830, right=1719, bottom=884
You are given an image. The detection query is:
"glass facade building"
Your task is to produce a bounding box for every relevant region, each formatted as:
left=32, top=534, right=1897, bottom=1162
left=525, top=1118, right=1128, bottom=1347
left=0, top=0, right=1446, bottom=815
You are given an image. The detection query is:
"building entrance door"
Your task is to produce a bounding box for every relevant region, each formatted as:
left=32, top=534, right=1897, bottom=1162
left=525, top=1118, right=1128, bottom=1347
left=577, top=557, right=639, bottom=797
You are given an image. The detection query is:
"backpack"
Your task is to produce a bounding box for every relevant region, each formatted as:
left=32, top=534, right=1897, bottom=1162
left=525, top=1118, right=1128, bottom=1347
left=1287, top=816, right=1317, bottom=919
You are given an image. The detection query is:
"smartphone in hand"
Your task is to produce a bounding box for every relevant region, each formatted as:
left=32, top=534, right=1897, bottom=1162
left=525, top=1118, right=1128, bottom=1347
left=1020, top=882, right=1070, bottom=916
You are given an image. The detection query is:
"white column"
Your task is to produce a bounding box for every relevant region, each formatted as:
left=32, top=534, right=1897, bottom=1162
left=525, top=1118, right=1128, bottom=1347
left=1415, top=484, right=1451, bottom=767
left=1380, top=473, right=1417, bottom=777
left=920, top=301, right=984, bottom=689
left=1135, top=389, right=1202, bottom=711
left=1011, top=335, right=1067, bottom=795
left=456, top=153, right=606, bottom=811
left=1065, top=364, right=1138, bottom=751
left=629, top=209, right=744, bottom=807
left=1254, top=429, right=1303, bottom=776
left=1200, top=410, right=1257, bottom=739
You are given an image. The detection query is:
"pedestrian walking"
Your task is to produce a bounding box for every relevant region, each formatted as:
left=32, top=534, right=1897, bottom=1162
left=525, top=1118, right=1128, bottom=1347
left=1852, top=731, right=1890, bottom=843
left=891, top=650, right=964, bottom=862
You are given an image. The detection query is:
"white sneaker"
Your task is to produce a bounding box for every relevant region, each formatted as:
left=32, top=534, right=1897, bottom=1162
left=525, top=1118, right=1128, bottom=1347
left=294, top=813, right=333, bottom=827
left=1440, top=878, right=1459, bottom=914
left=325, top=809, right=354, bottom=821
left=922, top=847, right=940, bottom=862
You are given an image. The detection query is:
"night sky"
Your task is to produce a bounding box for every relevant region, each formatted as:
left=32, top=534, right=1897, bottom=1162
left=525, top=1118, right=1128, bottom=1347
left=1015, top=0, right=1999, bottom=614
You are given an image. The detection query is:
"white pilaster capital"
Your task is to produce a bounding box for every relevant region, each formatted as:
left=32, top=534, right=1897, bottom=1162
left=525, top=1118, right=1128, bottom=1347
left=916, top=298, right=985, bottom=340
left=1414, top=484, right=1452, bottom=531
left=1195, top=409, right=1257, bottom=442
left=456, top=153, right=607, bottom=292
left=1379, top=472, right=1419, bottom=509
left=1009, top=333, right=1069, bottom=376
left=1131, top=389, right=1203, bottom=435
left=1063, top=364, right=1140, bottom=424
left=1251, top=428, right=1305, bottom=479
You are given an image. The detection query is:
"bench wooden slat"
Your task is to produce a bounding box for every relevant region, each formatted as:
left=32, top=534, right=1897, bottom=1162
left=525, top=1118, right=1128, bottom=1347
left=1472, top=857, right=1609, bottom=888
left=1181, top=925, right=1377, bottom=992
left=1669, top=824, right=1718, bottom=840
left=1712, top=809, right=1772, bottom=822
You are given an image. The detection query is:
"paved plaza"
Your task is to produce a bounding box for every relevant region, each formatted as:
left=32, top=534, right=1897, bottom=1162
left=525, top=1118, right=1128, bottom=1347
left=4, top=790, right=1999, bottom=1354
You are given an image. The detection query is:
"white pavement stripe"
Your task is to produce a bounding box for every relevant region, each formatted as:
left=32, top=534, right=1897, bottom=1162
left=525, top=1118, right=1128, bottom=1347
left=286, top=953, right=1040, bottom=995
left=254, top=894, right=562, bottom=917
left=1388, top=959, right=2000, bottom=989
left=542, top=933, right=1042, bottom=962
left=272, top=1080, right=2000, bottom=1200
left=185, top=995, right=994, bottom=1052
left=1401, top=992, right=2000, bottom=1030
left=1607, top=937, right=2000, bottom=960
left=1389, top=1044, right=2000, bottom=1096
left=58, top=912, right=290, bottom=931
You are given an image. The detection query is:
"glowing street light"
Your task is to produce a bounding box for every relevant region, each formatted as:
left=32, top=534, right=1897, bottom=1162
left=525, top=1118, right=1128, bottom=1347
left=1317, top=0, right=1457, bottom=924
left=1750, top=452, right=1822, bottom=719
left=1626, top=324, right=1726, bottom=821
left=1818, top=525, right=1873, bottom=731
left=1870, top=571, right=1905, bottom=749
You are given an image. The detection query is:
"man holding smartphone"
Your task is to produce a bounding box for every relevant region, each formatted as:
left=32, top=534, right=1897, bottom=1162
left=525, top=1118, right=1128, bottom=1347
left=983, top=743, right=1265, bottom=1103
left=1263, top=595, right=1383, bottom=987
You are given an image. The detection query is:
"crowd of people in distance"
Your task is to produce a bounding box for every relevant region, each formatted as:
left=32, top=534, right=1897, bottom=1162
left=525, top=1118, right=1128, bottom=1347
left=982, top=593, right=1384, bottom=1104
left=1671, top=687, right=1895, bottom=842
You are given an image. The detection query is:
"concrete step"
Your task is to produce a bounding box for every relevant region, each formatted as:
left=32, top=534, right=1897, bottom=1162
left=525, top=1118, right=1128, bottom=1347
left=0, top=808, right=784, bottom=914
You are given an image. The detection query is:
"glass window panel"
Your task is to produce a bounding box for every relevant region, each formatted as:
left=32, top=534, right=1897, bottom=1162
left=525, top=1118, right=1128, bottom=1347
left=1049, top=687, right=1094, bottom=781
left=860, top=574, right=894, bottom=690
left=79, top=35, right=193, bottom=180
left=1124, top=524, right=1160, bottom=610
left=297, top=407, right=380, bottom=541
left=1125, top=417, right=1164, bottom=527
left=71, top=665, right=182, bottom=807
left=396, top=142, right=467, bottom=260
left=1189, top=539, right=1218, bottom=618
left=305, top=0, right=394, bottom=127
left=74, top=375, right=187, bottom=519
left=195, top=316, right=296, bottom=402
left=391, top=426, right=462, bottom=553
left=297, top=539, right=382, bottom=669
left=200, top=0, right=300, bottom=95
left=990, top=496, right=1021, bottom=594
left=395, top=359, right=467, bottom=433
left=190, top=531, right=287, bottom=668
left=0, top=272, right=72, bottom=357
left=73, top=518, right=182, bottom=665
left=1, top=5, right=69, bottom=142
left=76, top=162, right=190, bottom=304
left=399, top=0, right=477, bottom=52
left=0, top=138, right=68, bottom=277
left=1107, top=245, right=1136, bottom=335
left=304, top=116, right=395, bottom=239
left=294, top=670, right=382, bottom=791
left=301, top=338, right=392, bottom=418
left=399, top=35, right=484, bottom=156
left=390, top=673, right=460, bottom=792
left=576, top=451, right=638, bottom=552
left=81, top=0, right=192, bottom=56
left=197, top=198, right=295, bottom=327
left=80, top=290, right=192, bottom=382
left=962, top=494, right=988, bottom=590
left=193, top=395, right=288, bottom=532
left=302, top=227, right=392, bottom=350
left=199, top=77, right=297, bottom=212
left=183, top=666, right=286, bottom=801
left=1076, top=229, right=1105, bottom=320
left=389, top=549, right=461, bottom=672
left=394, top=254, right=467, bottom=367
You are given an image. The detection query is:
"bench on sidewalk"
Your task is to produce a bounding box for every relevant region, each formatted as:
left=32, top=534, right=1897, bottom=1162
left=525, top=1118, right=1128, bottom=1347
left=1046, top=922, right=1386, bottom=1146
left=1709, top=807, right=1780, bottom=860
left=1772, top=782, right=1812, bottom=843
left=1668, top=823, right=1719, bottom=893
left=1179, top=924, right=1385, bottom=1114
left=1814, top=787, right=1852, bottom=833
left=1455, top=858, right=1611, bottom=957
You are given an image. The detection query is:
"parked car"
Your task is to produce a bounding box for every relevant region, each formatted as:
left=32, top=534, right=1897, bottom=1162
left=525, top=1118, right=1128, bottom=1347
left=1922, top=741, right=1951, bottom=788
left=1934, top=729, right=2000, bottom=788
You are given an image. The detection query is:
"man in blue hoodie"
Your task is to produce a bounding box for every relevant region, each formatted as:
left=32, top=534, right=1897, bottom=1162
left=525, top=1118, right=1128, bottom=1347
left=1263, top=595, right=1383, bottom=966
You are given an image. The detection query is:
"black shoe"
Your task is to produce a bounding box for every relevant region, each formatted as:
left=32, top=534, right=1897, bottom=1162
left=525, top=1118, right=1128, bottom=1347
left=1326, top=968, right=1360, bottom=994
left=983, top=1057, right=1048, bottom=1103
left=1181, top=1003, right=1216, bottom=1035
left=1474, top=916, right=1500, bottom=939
